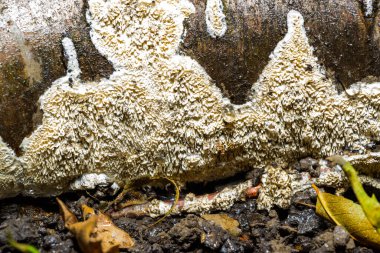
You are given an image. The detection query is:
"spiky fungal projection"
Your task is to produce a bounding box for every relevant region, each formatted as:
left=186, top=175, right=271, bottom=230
left=0, top=0, right=380, bottom=199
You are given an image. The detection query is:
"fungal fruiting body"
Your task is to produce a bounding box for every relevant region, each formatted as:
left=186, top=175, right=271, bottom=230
left=205, top=0, right=227, bottom=38
left=364, top=0, right=373, bottom=17
left=0, top=137, right=21, bottom=198
left=0, top=0, right=379, bottom=198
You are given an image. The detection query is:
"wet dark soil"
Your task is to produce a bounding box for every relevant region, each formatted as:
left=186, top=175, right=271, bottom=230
left=0, top=175, right=377, bottom=253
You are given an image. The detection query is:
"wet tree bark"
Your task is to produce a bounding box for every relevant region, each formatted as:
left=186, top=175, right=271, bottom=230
left=0, top=0, right=380, bottom=153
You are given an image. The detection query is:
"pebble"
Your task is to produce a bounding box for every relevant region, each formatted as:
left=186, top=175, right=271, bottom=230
left=333, top=225, right=350, bottom=248
left=294, top=236, right=313, bottom=252
left=311, top=230, right=335, bottom=253
left=346, top=238, right=356, bottom=250
left=285, top=208, right=322, bottom=235
left=299, top=158, right=318, bottom=170
left=43, top=235, right=61, bottom=249
left=297, top=157, right=319, bottom=177
left=220, top=238, right=244, bottom=253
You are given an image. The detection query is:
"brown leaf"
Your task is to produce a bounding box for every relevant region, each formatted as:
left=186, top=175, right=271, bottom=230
left=315, top=186, right=380, bottom=249
left=57, top=201, right=134, bottom=253
left=82, top=204, right=96, bottom=220
left=95, top=212, right=135, bottom=252
left=202, top=213, right=241, bottom=237
left=69, top=216, right=102, bottom=253
left=56, top=198, right=78, bottom=228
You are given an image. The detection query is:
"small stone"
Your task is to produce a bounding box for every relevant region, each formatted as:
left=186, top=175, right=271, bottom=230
left=220, top=238, right=244, bottom=253
left=311, top=243, right=335, bottom=253
left=203, top=231, right=223, bottom=250
left=151, top=243, right=164, bottom=253
left=311, top=231, right=334, bottom=253
left=43, top=235, right=61, bottom=249
left=38, top=227, right=47, bottom=236
left=352, top=246, right=374, bottom=253
left=299, top=158, right=318, bottom=170
left=249, top=213, right=268, bottom=227
left=292, top=188, right=317, bottom=205
left=294, top=236, right=313, bottom=252
left=346, top=238, right=355, bottom=250
left=269, top=210, right=278, bottom=219
left=270, top=239, right=292, bottom=253
left=251, top=228, right=262, bottom=237
left=297, top=158, right=319, bottom=177
left=333, top=226, right=350, bottom=248
left=285, top=208, right=322, bottom=235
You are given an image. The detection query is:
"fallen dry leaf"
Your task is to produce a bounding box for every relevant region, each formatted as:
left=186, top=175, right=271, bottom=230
left=82, top=204, right=96, bottom=220
left=56, top=198, right=78, bottom=228
left=69, top=216, right=102, bottom=253
left=95, top=212, right=135, bottom=252
left=202, top=213, right=241, bottom=237
left=57, top=199, right=134, bottom=253
left=314, top=185, right=380, bottom=249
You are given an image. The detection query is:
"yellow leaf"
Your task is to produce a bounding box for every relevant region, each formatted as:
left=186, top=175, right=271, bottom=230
left=202, top=213, right=241, bottom=237
left=314, top=185, right=380, bottom=249
left=328, top=155, right=380, bottom=232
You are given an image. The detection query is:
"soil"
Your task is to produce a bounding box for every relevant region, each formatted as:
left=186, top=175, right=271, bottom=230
left=0, top=167, right=377, bottom=253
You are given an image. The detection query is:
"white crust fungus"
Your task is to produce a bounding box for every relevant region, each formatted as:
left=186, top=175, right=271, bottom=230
left=205, top=0, right=227, bottom=38
left=0, top=137, right=22, bottom=198
left=70, top=173, right=114, bottom=191
left=62, top=37, right=81, bottom=81
left=364, top=0, right=373, bottom=17
left=0, top=3, right=379, bottom=198
left=257, top=166, right=293, bottom=210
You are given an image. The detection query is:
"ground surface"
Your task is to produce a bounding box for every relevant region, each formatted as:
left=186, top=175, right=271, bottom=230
left=0, top=167, right=378, bottom=253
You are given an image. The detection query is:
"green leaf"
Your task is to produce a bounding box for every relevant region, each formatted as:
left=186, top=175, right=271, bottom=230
left=328, top=155, right=380, bottom=232
left=314, top=184, right=380, bottom=249
left=7, top=238, right=40, bottom=253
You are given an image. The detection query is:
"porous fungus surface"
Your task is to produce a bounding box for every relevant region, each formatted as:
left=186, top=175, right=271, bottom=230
left=0, top=0, right=379, bottom=197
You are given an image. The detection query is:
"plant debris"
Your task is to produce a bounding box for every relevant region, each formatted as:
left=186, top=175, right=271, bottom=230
left=7, top=235, right=39, bottom=253
left=0, top=160, right=378, bottom=252
left=111, top=180, right=255, bottom=218
left=328, top=155, right=380, bottom=231
left=57, top=198, right=134, bottom=253
left=313, top=155, right=380, bottom=249
left=201, top=213, right=241, bottom=236
left=314, top=184, right=380, bottom=249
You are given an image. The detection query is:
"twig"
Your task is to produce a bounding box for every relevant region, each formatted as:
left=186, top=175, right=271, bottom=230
left=110, top=180, right=258, bottom=218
